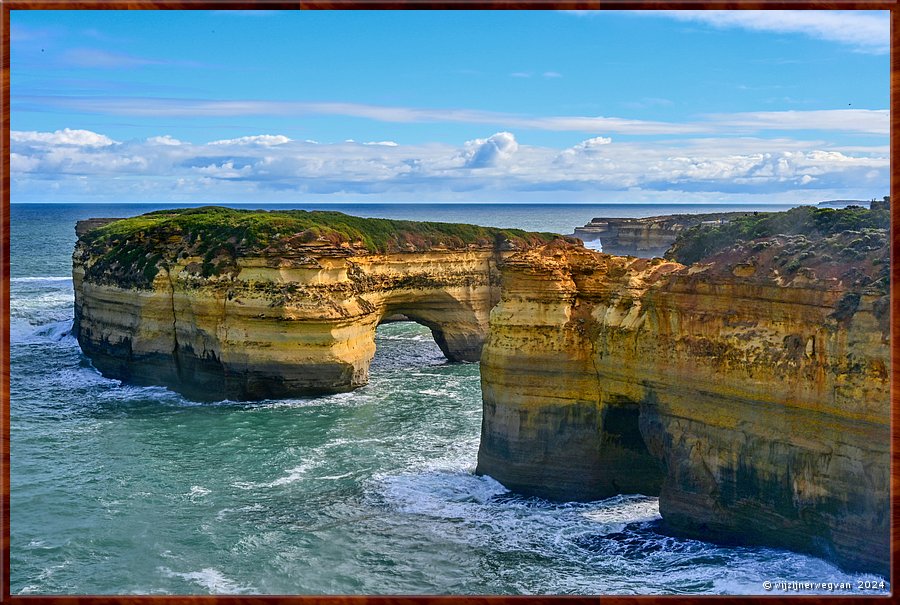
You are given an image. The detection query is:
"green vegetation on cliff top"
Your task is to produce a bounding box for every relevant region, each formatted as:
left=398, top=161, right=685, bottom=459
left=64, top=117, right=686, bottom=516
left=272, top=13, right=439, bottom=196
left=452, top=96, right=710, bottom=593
left=665, top=202, right=890, bottom=297
left=666, top=203, right=890, bottom=265
left=80, top=206, right=562, bottom=288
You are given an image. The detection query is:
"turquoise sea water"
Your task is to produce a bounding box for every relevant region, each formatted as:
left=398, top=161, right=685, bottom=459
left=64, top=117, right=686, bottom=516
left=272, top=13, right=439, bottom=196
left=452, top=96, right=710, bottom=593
left=9, top=203, right=889, bottom=595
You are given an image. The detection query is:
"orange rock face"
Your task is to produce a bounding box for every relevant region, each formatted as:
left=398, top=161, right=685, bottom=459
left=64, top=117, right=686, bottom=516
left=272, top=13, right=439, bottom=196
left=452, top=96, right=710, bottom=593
left=477, top=240, right=889, bottom=575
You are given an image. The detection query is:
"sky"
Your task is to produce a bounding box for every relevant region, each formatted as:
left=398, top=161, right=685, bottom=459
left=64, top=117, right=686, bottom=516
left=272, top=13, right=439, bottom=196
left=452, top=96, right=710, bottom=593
left=9, top=9, right=890, bottom=204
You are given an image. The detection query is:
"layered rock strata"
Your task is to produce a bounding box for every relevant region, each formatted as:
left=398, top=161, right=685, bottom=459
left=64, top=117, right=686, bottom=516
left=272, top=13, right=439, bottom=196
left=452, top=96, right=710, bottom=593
left=73, top=208, right=560, bottom=401
left=477, top=239, right=889, bottom=575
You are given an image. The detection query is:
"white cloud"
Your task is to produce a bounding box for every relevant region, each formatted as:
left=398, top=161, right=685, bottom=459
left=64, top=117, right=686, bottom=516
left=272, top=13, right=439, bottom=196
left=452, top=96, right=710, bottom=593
left=208, top=134, right=291, bottom=146
left=543, top=71, right=563, bottom=78
left=9, top=128, right=888, bottom=203
left=463, top=132, right=519, bottom=168
left=574, top=136, right=613, bottom=150
left=10, top=153, right=40, bottom=172
left=147, top=135, right=184, bottom=146
left=11, top=128, right=117, bottom=147
left=649, top=10, right=889, bottom=55
left=195, top=161, right=253, bottom=179
left=18, top=96, right=889, bottom=137
left=363, top=141, right=398, bottom=146
left=706, top=109, right=889, bottom=136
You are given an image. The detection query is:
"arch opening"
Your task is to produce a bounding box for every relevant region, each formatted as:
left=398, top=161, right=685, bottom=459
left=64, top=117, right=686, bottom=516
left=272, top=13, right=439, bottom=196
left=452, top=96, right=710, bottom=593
left=374, top=290, right=491, bottom=364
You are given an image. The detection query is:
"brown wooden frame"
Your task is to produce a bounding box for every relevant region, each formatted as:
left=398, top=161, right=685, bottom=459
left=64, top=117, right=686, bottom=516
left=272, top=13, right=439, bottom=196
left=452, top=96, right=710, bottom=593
left=1, top=1, right=896, bottom=602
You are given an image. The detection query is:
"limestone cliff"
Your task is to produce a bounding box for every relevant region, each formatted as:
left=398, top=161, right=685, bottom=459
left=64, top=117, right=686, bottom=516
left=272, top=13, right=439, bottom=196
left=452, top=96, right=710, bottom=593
left=73, top=207, right=561, bottom=401
left=477, top=229, right=889, bottom=575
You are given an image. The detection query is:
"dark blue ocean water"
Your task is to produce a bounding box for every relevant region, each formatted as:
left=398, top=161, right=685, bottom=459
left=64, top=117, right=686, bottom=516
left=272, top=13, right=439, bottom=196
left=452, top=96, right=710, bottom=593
left=9, top=202, right=888, bottom=595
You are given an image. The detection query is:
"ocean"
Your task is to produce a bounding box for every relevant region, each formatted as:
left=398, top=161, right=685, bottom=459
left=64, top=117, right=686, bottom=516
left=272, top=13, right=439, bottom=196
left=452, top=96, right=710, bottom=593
left=9, top=202, right=888, bottom=595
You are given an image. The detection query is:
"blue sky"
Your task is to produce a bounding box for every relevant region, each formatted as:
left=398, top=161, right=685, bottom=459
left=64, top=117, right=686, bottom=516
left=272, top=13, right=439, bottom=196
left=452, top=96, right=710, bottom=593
left=10, top=9, right=889, bottom=204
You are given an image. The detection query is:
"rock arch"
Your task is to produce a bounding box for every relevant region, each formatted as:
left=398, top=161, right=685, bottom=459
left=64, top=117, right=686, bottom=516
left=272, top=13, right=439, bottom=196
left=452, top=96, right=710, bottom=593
left=75, top=246, right=504, bottom=402
left=377, top=288, right=495, bottom=363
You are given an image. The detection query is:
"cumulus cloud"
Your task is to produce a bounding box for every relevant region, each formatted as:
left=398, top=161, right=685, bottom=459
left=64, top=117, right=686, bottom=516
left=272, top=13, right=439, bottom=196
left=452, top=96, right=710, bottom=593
left=195, top=161, right=253, bottom=179
left=573, top=136, right=613, bottom=150
left=8, top=128, right=888, bottom=203
left=11, top=128, right=117, bottom=147
left=463, top=132, right=519, bottom=168
left=10, top=153, right=40, bottom=172
left=147, top=135, right=184, bottom=146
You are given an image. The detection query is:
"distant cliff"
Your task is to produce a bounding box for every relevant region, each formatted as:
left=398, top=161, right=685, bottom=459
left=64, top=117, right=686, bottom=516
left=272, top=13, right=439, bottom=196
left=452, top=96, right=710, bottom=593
left=573, top=212, right=758, bottom=257
left=479, top=206, right=889, bottom=575
left=73, top=206, right=562, bottom=401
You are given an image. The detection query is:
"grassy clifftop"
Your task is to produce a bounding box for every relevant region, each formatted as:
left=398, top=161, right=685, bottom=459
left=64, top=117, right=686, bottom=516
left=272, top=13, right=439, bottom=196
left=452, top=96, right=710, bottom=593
left=78, top=206, right=563, bottom=288
left=665, top=203, right=890, bottom=296
left=666, top=204, right=889, bottom=265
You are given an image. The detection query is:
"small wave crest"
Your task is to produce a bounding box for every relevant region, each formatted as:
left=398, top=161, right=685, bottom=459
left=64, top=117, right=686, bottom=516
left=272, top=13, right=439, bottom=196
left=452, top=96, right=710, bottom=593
left=158, top=566, right=254, bottom=594
left=186, top=486, right=211, bottom=499
left=232, top=462, right=315, bottom=490
left=376, top=470, right=510, bottom=519
left=33, top=320, right=74, bottom=342
left=11, top=319, right=76, bottom=346
left=11, top=276, right=72, bottom=283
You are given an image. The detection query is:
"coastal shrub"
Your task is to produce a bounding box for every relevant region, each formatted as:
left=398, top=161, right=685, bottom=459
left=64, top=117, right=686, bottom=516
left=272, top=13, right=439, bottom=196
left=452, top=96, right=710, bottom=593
left=784, top=259, right=801, bottom=273
left=142, top=256, right=161, bottom=282
left=830, top=292, right=861, bottom=322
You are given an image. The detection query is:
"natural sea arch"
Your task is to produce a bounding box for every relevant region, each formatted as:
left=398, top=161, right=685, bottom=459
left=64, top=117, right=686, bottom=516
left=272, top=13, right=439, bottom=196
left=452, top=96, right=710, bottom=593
left=374, top=289, right=493, bottom=363
left=334, top=286, right=495, bottom=395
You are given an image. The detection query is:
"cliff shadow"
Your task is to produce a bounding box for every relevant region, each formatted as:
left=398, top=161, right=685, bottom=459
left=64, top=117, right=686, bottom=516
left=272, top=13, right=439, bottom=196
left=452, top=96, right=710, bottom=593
left=477, top=389, right=665, bottom=502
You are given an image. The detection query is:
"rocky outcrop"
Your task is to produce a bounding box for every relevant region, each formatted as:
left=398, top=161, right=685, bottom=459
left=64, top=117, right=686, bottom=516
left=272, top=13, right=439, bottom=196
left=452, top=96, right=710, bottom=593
left=73, top=207, right=562, bottom=401
left=477, top=237, right=889, bottom=575
left=574, top=212, right=758, bottom=257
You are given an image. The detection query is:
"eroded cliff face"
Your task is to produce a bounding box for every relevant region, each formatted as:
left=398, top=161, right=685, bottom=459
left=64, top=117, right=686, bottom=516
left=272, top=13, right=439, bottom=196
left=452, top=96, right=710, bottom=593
left=73, top=209, right=561, bottom=401
left=477, top=239, right=889, bottom=575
